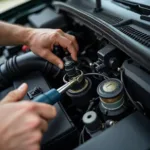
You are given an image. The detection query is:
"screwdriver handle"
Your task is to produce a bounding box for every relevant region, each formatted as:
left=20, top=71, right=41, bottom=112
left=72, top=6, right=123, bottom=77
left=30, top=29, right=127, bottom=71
left=33, top=89, right=61, bottom=105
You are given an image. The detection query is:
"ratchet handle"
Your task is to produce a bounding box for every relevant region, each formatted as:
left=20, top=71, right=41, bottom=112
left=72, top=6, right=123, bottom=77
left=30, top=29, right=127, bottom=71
left=33, top=88, right=61, bottom=105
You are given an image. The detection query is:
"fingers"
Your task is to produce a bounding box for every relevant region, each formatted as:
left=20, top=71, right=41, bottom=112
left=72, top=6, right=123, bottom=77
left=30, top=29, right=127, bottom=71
left=28, top=28, right=79, bottom=69
left=40, top=118, right=48, bottom=133
left=19, top=101, right=56, bottom=132
left=50, top=29, right=78, bottom=61
left=41, top=50, right=64, bottom=69
left=26, top=131, right=42, bottom=146
left=21, top=102, right=57, bottom=121
left=28, top=144, right=40, bottom=150
left=34, top=103, right=57, bottom=120
left=1, top=83, right=28, bottom=104
left=28, top=116, right=49, bottom=133
left=64, top=33, right=79, bottom=52
left=56, top=29, right=79, bottom=52
left=55, top=35, right=78, bottom=61
left=43, top=32, right=78, bottom=68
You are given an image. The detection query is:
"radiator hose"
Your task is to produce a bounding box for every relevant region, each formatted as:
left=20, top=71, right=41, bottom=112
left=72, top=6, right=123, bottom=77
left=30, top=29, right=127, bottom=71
left=0, top=52, right=60, bottom=90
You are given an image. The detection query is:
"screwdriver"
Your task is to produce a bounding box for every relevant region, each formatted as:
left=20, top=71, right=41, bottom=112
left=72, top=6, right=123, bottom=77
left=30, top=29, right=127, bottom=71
left=33, top=75, right=82, bottom=105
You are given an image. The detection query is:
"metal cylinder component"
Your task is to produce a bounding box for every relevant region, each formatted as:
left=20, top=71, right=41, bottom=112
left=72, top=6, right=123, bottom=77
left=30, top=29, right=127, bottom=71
left=82, top=111, right=101, bottom=133
left=97, top=78, right=124, bottom=111
left=97, top=78, right=126, bottom=117
left=64, top=59, right=79, bottom=79
left=63, top=69, right=93, bottom=108
left=105, top=120, right=115, bottom=128
left=66, top=77, right=92, bottom=108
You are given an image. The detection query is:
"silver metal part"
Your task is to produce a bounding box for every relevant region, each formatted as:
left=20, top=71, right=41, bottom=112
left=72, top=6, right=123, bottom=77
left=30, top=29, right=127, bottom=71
left=68, top=79, right=89, bottom=94
left=97, top=78, right=124, bottom=111
left=63, top=70, right=84, bottom=83
left=57, top=74, right=83, bottom=94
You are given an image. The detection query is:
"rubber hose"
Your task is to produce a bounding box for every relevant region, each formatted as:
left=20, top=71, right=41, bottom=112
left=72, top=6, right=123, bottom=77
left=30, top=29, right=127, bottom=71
left=0, top=52, right=60, bottom=90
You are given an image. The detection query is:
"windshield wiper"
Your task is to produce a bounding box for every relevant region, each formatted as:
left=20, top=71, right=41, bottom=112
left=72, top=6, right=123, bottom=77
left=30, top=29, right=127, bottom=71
left=113, top=0, right=150, bottom=15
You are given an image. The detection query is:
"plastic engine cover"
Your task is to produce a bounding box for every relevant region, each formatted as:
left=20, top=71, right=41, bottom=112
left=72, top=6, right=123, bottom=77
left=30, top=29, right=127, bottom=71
left=76, top=112, right=150, bottom=150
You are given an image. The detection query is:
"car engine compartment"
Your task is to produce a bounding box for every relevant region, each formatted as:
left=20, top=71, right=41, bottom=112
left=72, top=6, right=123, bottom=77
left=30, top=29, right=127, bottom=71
left=1, top=0, right=150, bottom=150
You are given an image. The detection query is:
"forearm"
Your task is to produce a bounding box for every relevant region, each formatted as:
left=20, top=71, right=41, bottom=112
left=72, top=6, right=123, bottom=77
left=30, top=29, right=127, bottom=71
left=0, top=21, right=32, bottom=46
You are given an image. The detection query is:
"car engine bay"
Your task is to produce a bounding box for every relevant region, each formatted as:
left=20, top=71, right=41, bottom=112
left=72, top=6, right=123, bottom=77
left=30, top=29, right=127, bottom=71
left=1, top=0, right=150, bottom=150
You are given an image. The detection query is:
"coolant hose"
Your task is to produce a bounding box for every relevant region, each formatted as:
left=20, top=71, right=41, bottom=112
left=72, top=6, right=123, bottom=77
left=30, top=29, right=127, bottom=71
left=0, top=52, right=60, bottom=90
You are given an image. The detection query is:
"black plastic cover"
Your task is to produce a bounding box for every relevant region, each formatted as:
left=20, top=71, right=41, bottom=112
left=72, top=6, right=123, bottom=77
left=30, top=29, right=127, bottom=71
left=76, top=112, right=150, bottom=150
left=28, top=8, right=66, bottom=28
left=122, top=60, right=150, bottom=110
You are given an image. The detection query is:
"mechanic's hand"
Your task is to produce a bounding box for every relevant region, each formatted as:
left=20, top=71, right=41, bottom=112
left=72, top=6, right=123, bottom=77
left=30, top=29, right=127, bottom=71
left=27, top=28, right=79, bottom=69
left=0, top=83, right=56, bottom=150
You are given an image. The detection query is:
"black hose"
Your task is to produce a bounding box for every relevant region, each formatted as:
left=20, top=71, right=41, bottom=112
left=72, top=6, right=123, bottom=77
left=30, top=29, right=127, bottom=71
left=0, top=52, right=60, bottom=90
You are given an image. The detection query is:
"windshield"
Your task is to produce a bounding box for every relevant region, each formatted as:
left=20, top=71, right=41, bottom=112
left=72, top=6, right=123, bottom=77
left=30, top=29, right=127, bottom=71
left=0, top=0, right=30, bottom=14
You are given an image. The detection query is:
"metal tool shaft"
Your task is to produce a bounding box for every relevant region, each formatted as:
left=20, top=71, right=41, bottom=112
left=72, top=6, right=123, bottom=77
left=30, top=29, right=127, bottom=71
left=33, top=75, right=83, bottom=105
left=57, top=79, right=77, bottom=94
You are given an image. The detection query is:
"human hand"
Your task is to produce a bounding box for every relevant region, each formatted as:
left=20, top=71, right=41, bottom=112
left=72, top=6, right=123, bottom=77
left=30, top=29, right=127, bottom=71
left=26, top=28, right=79, bottom=69
left=0, top=83, right=56, bottom=150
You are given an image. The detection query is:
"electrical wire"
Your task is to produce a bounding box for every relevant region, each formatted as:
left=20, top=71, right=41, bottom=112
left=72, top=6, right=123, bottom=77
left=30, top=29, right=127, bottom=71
left=79, top=126, right=85, bottom=145
left=136, top=101, right=144, bottom=110
left=86, top=102, right=94, bottom=112
left=79, top=97, right=99, bottom=145
left=120, top=69, right=144, bottom=113
left=81, top=127, right=85, bottom=143
left=81, top=41, right=97, bottom=55
left=84, top=73, right=109, bottom=79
